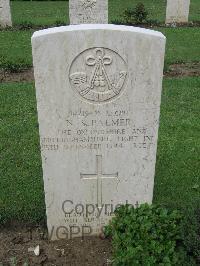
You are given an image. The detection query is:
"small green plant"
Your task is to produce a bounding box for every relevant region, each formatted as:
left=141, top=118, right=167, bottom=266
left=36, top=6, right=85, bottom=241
left=123, top=3, right=148, bottom=25
left=105, top=204, right=192, bottom=266
left=123, top=8, right=135, bottom=25
left=134, top=3, right=149, bottom=24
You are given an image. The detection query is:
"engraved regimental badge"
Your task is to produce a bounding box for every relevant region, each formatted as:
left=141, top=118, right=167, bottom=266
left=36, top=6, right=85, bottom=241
left=69, top=47, right=128, bottom=103
left=81, top=0, right=97, bottom=10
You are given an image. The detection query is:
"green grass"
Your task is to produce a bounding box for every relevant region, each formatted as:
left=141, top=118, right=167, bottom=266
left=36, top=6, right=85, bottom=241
left=11, top=1, right=69, bottom=26
left=0, top=27, right=200, bottom=70
left=0, top=30, right=33, bottom=70
left=154, top=77, right=200, bottom=209
left=159, top=27, right=200, bottom=66
left=0, top=78, right=199, bottom=224
left=0, top=82, right=45, bottom=224
left=0, top=0, right=199, bottom=70
left=110, top=0, right=200, bottom=23
left=10, top=0, right=200, bottom=26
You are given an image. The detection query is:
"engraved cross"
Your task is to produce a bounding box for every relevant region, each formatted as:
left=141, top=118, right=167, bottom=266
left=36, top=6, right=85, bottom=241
left=81, top=155, right=118, bottom=209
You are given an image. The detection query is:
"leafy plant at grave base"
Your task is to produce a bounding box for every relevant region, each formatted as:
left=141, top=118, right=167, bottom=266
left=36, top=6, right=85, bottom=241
left=105, top=204, right=195, bottom=266
left=146, top=19, right=159, bottom=26
left=134, top=3, right=149, bottom=24
left=122, top=3, right=149, bottom=25
left=122, top=8, right=136, bottom=25
left=181, top=201, right=200, bottom=264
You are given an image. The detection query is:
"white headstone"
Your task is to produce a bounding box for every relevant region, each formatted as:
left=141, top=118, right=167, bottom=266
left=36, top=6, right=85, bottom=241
left=0, top=0, right=12, bottom=27
left=166, top=0, right=190, bottom=24
left=32, top=24, right=165, bottom=240
left=69, top=0, right=108, bottom=24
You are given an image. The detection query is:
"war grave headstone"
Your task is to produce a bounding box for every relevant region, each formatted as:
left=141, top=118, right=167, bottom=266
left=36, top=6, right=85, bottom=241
left=166, top=0, right=190, bottom=24
left=32, top=24, right=166, bottom=240
left=69, top=0, right=108, bottom=24
left=0, top=0, right=12, bottom=27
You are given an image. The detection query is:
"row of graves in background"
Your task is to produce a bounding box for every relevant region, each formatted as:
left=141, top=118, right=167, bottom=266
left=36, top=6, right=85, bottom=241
left=32, top=0, right=166, bottom=240
left=0, top=0, right=192, bottom=28
left=0, top=0, right=193, bottom=241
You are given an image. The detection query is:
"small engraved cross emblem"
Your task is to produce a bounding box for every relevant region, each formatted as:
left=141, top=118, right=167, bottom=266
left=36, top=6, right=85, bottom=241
left=81, top=155, right=118, bottom=209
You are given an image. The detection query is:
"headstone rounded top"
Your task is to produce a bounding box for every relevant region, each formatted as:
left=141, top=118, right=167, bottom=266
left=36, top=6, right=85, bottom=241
left=32, top=24, right=166, bottom=40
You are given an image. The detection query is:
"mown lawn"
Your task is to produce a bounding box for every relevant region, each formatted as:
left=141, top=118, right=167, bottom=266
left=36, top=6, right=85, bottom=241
left=154, top=77, right=200, bottom=209
left=10, top=0, right=200, bottom=26
left=0, top=0, right=199, bottom=70
left=0, top=30, right=33, bottom=70
left=0, top=83, right=45, bottom=224
left=0, top=27, right=200, bottom=70
left=0, top=78, right=199, bottom=224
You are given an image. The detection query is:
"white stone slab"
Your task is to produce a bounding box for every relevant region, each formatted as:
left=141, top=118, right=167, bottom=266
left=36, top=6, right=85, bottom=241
left=0, top=0, right=12, bottom=27
left=69, top=0, right=108, bottom=24
left=166, top=0, right=190, bottom=24
left=32, top=24, right=166, bottom=240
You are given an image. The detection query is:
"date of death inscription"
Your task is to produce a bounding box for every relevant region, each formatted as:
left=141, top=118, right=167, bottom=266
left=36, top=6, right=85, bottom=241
left=41, top=109, right=156, bottom=151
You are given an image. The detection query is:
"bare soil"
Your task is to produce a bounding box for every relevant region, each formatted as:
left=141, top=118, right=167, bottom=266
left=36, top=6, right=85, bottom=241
left=0, top=63, right=200, bottom=84
left=165, top=62, right=200, bottom=77
left=0, top=225, right=112, bottom=266
left=0, top=68, right=34, bottom=83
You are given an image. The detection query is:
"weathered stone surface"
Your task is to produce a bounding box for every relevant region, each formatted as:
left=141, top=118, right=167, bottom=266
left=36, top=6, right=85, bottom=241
left=0, top=0, right=12, bottom=27
left=32, top=24, right=166, bottom=240
left=166, top=0, right=190, bottom=24
left=69, top=0, right=108, bottom=24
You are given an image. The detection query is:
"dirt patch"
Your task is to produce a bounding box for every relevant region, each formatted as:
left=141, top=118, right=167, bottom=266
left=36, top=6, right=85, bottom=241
left=0, top=68, right=34, bottom=83
left=1, top=21, right=200, bottom=32
left=0, top=225, right=112, bottom=265
left=0, top=62, right=200, bottom=84
left=165, top=62, right=200, bottom=78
